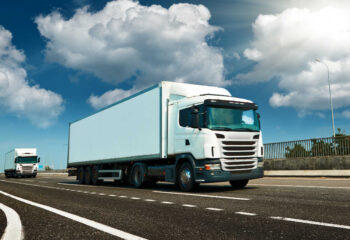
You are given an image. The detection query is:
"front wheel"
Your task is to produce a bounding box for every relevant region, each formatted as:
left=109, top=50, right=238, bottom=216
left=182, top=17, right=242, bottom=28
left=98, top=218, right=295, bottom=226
left=229, top=179, right=249, bottom=189
left=177, top=162, right=198, bottom=192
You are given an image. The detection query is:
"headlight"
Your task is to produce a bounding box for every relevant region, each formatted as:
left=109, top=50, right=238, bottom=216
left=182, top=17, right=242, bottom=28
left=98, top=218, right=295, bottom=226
left=204, top=164, right=221, bottom=170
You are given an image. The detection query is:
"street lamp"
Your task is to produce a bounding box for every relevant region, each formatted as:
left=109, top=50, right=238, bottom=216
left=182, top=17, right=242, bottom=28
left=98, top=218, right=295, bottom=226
left=315, top=58, right=336, bottom=138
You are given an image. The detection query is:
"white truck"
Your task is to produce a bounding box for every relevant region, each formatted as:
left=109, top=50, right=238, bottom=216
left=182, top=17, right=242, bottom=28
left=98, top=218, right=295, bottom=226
left=4, top=148, right=40, bottom=178
left=68, top=81, right=264, bottom=191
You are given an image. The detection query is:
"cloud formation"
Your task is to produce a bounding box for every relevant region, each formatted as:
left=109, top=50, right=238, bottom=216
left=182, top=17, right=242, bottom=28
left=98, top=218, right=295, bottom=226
left=36, top=0, right=228, bottom=109
left=0, top=26, right=64, bottom=127
left=239, top=7, right=350, bottom=115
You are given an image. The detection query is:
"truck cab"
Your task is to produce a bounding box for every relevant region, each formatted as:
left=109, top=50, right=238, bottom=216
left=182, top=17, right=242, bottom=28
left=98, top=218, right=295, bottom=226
left=5, top=148, right=40, bottom=178
left=168, top=94, right=264, bottom=190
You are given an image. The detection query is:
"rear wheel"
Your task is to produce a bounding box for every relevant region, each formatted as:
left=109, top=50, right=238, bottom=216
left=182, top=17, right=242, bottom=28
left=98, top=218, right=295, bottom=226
left=91, top=166, right=102, bottom=185
left=130, top=164, right=145, bottom=188
left=77, top=167, right=85, bottom=184
left=177, top=162, right=198, bottom=192
left=229, top=179, right=249, bottom=189
left=84, top=166, right=92, bottom=185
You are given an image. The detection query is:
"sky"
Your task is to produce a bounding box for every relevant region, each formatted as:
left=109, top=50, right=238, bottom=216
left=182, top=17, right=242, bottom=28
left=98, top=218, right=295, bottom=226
left=1, top=0, right=350, bottom=171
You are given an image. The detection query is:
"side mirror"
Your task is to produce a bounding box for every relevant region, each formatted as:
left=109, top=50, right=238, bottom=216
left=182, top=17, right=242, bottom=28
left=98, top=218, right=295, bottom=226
left=257, top=113, right=261, bottom=128
left=38, top=157, right=40, bottom=163
left=14, top=158, right=18, bottom=163
left=191, top=107, right=200, bottom=129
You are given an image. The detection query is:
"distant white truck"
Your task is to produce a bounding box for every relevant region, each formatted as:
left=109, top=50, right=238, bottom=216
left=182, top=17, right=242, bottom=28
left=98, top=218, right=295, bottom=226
left=4, top=148, right=40, bottom=178
left=68, top=81, right=264, bottom=191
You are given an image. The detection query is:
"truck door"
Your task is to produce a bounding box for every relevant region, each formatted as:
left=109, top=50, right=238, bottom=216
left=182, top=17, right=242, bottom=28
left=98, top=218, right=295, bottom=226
left=173, top=105, right=202, bottom=156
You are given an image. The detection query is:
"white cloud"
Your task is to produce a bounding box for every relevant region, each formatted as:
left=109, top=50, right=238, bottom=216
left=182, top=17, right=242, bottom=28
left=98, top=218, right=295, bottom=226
left=0, top=26, right=64, bottom=128
left=36, top=0, right=228, bottom=109
left=88, top=88, right=136, bottom=110
left=238, top=7, right=350, bottom=114
left=341, top=110, right=350, bottom=118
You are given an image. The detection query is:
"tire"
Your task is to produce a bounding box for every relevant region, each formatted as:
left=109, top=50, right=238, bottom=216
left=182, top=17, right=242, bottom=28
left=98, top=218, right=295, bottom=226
left=130, top=164, right=145, bottom=188
left=84, top=166, right=92, bottom=185
left=91, top=166, right=102, bottom=185
left=77, top=167, right=85, bottom=184
left=177, top=162, right=198, bottom=192
left=5, top=172, right=9, bottom=178
left=229, top=179, right=249, bottom=189
left=32, top=174, right=37, bottom=178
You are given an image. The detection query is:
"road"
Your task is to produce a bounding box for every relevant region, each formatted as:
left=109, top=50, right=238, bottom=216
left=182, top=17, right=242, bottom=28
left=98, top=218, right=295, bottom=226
left=0, top=175, right=349, bottom=240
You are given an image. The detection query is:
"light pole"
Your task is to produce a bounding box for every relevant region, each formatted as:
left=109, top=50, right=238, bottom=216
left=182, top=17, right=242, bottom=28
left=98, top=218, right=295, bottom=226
left=315, top=58, right=336, bottom=138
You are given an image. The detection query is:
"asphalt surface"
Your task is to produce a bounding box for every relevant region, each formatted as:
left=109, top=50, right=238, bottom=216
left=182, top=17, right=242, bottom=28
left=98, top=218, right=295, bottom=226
left=0, top=175, right=349, bottom=239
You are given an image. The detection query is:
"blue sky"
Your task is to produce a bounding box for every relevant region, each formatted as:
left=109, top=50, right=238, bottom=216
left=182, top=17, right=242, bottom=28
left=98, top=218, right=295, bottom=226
left=1, top=0, right=350, bottom=171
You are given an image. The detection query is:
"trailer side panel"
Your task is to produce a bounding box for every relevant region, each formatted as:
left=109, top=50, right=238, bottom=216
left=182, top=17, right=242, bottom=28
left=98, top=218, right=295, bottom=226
left=68, top=86, right=161, bottom=166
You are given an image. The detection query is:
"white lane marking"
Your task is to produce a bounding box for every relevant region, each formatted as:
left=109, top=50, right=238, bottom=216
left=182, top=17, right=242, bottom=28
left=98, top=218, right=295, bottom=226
left=250, top=184, right=350, bottom=190
left=161, top=201, right=174, bottom=205
left=0, top=203, right=23, bottom=240
left=83, top=191, right=89, bottom=194
left=182, top=204, right=196, bottom=208
left=99, top=193, right=106, bottom=196
left=144, top=199, right=155, bottom=202
left=119, top=196, right=128, bottom=198
left=235, top=211, right=256, bottom=216
left=153, top=190, right=250, bottom=201
left=263, top=177, right=350, bottom=181
left=109, top=194, right=116, bottom=197
left=131, top=197, right=140, bottom=200
left=57, top=183, right=93, bottom=187
left=270, top=216, right=350, bottom=230
left=206, top=208, right=223, bottom=211
left=90, top=192, right=96, bottom=195
left=0, top=190, right=147, bottom=240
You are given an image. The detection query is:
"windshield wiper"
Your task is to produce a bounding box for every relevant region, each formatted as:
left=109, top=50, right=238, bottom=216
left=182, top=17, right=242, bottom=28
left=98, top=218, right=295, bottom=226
left=233, top=128, right=258, bottom=132
left=210, top=127, right=234, bottom=131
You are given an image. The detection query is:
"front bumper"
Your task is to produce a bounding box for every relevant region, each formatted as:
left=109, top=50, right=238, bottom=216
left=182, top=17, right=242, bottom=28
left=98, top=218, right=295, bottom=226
left=194, top=159, right=264, bottom=183
left=16, top=170, right=37, bottom=176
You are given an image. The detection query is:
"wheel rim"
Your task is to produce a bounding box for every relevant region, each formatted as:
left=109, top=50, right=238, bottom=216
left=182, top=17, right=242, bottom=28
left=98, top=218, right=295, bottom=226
left=180, top=168, right=191, bottom=186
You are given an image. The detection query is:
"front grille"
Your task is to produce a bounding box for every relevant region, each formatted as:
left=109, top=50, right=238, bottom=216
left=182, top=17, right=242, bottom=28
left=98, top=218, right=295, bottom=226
left=219, top=139, right=258, bottom=171
left=22, top=166, right=33, bottom=173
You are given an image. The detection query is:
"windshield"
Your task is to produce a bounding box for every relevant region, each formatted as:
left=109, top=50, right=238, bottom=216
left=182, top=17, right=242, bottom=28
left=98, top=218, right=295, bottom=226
left=207, top=107, right=260, bottom=132
left=17, top=156, right=38, bottom=164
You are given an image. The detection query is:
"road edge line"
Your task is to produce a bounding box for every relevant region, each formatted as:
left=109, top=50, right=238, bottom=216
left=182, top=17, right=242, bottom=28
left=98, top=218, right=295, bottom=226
left=0, top=202, right=23, bottom=240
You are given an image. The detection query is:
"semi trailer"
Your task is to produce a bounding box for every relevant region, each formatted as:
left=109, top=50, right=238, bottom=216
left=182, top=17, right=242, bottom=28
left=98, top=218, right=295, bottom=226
left=67, top=81, right=264, bottom=191
left=4, top=148, right=40, bottom=178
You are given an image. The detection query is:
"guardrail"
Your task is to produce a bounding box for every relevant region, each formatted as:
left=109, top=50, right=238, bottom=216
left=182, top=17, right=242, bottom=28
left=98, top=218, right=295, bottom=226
left=264, top=136, right=350, bottom=160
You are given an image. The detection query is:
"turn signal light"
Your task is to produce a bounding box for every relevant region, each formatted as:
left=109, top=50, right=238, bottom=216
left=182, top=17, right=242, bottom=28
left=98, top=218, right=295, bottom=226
left=205, top=165, right=211, bottom=170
